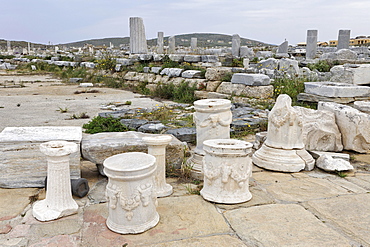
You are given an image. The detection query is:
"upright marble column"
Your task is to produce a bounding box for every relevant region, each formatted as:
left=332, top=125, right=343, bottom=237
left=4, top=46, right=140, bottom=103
left=188, top=99, right=232, bottom=178
left=33, top=141, right=78, bottom=221
left=306, top=30, right=318, bottom=60
left=191, top=37, right=197, bottom=52
left=129, top=17, right=148, bottom=54
left=143, top=135, right=173, bottom=197
left=232, top=34, right=241, bottom=57
left=157, top=32, right=164, bottom=54
left=104, top=152, right=159, bottom=234
left=200, top=139, right=253, bottom=204
left=252, top=94, right=315, bottom=172
left=168, top=36, right=176, bottom=54
left=337, top=30, right=351, bottom=50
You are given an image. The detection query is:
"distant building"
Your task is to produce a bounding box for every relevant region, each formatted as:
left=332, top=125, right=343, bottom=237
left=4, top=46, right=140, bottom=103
left=296, top=41, right=328, bottom=47
left=329, top=37, right=370, bottom=46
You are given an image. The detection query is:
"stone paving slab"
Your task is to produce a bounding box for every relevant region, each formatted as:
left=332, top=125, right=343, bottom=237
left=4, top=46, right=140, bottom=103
left=224, top=204, right=353, bottom=246
left=81, top=195, right=231, bottom=246
left=147, top=235, right=247, bottom=247
left=255, top=175, right=352, bottom=202
left=304, top=194, right=370, bottom=245
left=0, top=188, right=38, bottom=220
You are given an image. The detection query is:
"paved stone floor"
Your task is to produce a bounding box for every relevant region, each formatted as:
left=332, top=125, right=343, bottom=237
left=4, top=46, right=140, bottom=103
left=0, top=157, right=369, bottom=247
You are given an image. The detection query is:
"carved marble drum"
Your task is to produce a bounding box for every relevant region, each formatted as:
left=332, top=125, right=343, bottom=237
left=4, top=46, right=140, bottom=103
left=103, top=152, right=159, bottom=234
left=200, top=139, right=253, bottom=204
left=189, top=99, right=232, bottom=179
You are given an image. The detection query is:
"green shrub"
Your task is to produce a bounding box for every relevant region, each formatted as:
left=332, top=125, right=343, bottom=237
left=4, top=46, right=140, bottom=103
left=152, top=81, right=197, bottom=103
left=272, top=76, right=306, bottom=104
left=83, top=116, right=129, bottom=134
left=231, top=58, right=243, bottom=67
left=220, top=72, right=233, bottom=82
left=307, top=60, right=331, bottom=72
left=161, top=55, right=180, bottom=68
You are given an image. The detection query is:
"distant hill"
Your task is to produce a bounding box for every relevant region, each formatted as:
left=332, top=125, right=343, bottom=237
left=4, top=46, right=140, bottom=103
left=0, top=39, right=46, bottom=49
left=59, top=33, right=272, bottom=48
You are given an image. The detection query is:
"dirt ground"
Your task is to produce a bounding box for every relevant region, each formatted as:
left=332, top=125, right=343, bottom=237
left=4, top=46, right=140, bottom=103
left=0, top=73, right=168, bottom=132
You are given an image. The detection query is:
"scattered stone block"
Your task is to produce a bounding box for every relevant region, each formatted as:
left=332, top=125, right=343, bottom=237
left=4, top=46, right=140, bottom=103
left=257, top=58, right=278, bottom=70
left=294, top=106, right=343, bottom=152
left=81, top=131, right=187, bottom=170
left=205, top=67, right=232, bottom=81
left=184, top=55, right=201, bottom=63
left=304, top=82, right=370, bottom=98
left=169, top=54, right=184, bottom=62
left=138, top=123, right=168, bottom=133
left=231, top=73, right=270, bottom=86
left=316, top=154, right=353, bottom=171
left=150, top=67, right=162, bottom=74
left=217, top=81, right=273, bottom=99
left=331, top=64, right=370, bottom=85
left=318, top=101, right=370, bottom=153
left=0, top=127, right=82, bottom=188
left=201, top=55, right=219, bottom=63
left=165, top=127, right=196, bottom=143
left=79, top=83, right=93, bottom=87
left=354, top=101, right=370, bottom=113
left=309, top=151, right=350, bottom=162
left=182, top=70, right=202, bottom=78
left=69, top=78, right=83, bottom=83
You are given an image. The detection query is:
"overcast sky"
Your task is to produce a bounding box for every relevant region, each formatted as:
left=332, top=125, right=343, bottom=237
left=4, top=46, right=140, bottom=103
left=2, top=0, right=370, bottom=46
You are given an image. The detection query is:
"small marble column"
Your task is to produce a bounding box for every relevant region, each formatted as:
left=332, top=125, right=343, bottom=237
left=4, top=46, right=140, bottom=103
left=129, top=17, right=148, bottom=54
left=188, top=99, right=232, bottom=178
left=191, top=37, right=197, bottom=52
left=337, top=30, right=351, bottom=50
left=157, top=32, right=164, bottom=54
left=200, top=139, right=253, bottom=204
left=168, top=36, right=176, bottom=54
left=143, top=135, right=173, bottom=197
left=306, top=30, right=318, bottom=60
left=232, top=34, right=241, bottom=57
left=104, top=152, right=159, bottom=234
left=33, top=141, right=78, bottom=222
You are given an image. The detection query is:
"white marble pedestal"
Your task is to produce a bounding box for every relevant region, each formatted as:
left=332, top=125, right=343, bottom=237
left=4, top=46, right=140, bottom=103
left=188, top=99, right=232, bottom=179
left=143, top=135, right=173, bottom=197
left=33, top=141, right=79, bottom=221
left=103, top=152, right=159, bottom=234
left=200, top=139, right=253, bottom=204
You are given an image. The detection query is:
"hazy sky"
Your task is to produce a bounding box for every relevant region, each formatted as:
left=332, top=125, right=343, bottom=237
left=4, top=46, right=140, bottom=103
left=2, top=0, right=370, bottom=46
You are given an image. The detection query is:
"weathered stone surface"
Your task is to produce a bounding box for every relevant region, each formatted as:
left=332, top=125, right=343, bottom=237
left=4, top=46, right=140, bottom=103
left=184, top=55, right=201, bottom=63
left=257, top=58, right=278, bottom=70
left=306, top=30, right=318, bottom=59
left=321, top=49, right=357, bottom=61
left=81, top=131, right=186, bottom=169
left=305, top=194, right=370, bottom=245
left=0, top=127, right=82, bottom=188
left=0, top=188, right=38, bottom=220
left=304, top=82, right=370, bottom=98
left=231, top=73, right=270, bottom=86
left=354, top=101, right=370, bottom=113
left=205, top=67, right=232, bottom=81
left=138, top=123, right=168, bottom=133
left=216, top=82, right=273, bottom=99
left=297, top=92, right=356, bottom=104
left=182, top=70, right=202, bottom=79
left=294, top=106, right=343, bottom=152
left=168, top=54, right=184, bottom=62
left=255, top=51, right=272, bottom=58
left=87, top=179, right=108, bottom=204
left=309, top=151, right=350, bottom=161
left=318, top=102, right=370, bottom=153
left=232, top=34, right=241, bottom=57
left=165, top=127, right=196, bottom=143
left=277, top=40, right=288, bottom=54
left=149, top=235, right=247, bottom=247
left=224, top=204, right=352, bottom=246
left=30, top=218, right=82, bottom=238
left=278, top=58, right=300, bottom=75
left=28, top=235, right=80, bottom=247
left=81, top=195, right=231, bottom=246
left=337, top=30, right=351, bottom=50
left=160, top=68, right=183, bottom=77
left=256, top=175, right=351, bottom=202
left=129, top=17, right=148, bottom=54
left=239, top=46, right=254, bottom=58
left=316, top=154, right=354, bottom=171
left=151, top=67, right=162, bottom=74
left=206, top=80, right=222, bottom=91
left=201, top=55, right=219, bottom=63
left=331, top=64, right=370, bottom=85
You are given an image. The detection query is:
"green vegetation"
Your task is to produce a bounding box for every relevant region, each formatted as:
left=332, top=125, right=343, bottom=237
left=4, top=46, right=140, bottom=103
left=152, top=81, right=197, bottom=103
left=83, top=116, right=129, bottom=134
left=272, top=76, right=306, bottom=105
left=307, top=60, right=331, bottom=72
left=70, top=112, right=90, bottom=119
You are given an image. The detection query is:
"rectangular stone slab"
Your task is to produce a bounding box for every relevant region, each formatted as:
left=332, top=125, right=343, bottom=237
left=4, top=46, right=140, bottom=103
left=0, top=127, right=82, bottom=188
left=304, top=81, right=370, bottom=98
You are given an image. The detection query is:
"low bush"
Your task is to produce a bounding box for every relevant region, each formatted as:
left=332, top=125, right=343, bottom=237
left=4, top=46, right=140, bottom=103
left=83, top=116, right=129, bottom=134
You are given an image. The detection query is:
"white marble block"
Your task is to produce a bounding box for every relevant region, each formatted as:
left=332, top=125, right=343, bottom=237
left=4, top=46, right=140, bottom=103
left=143, top=135, right=173, bottom=197
left=33, top=141, right=79, bottom=221
left=104, top=152, right=159, bottom=234
left=318, top=101, right=370, bottom=153
left=0, top=126, right=82, bottom=188
left=294, top=106, right=343, bottom=152
left=200, top=139, right=253, bottom=204
left=188, top=99, right=232, bottom=178
left=252, top=94, right=315, bottom=172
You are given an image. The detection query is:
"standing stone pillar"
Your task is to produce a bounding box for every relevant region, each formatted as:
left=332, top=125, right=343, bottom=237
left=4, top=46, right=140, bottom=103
left=129, top=17, right=148, bottom=54
left=143, top=135, right=173, bottom=197
left=33, top=141, right=78, bottom=221
left=337, top=30, right=351, bottom=50
left=168, top=36, right=176, bottom=54
left=188, top=99, right=232, bottom=178
left=200, top=139, right=253, bottom=204
left=27, top=42, right=31, bottom=54
left=306, top=30, right=318, bottom=60
left=104, top=152, right=159, bottom=234
left=157, top=32, right=164, bottom=54
left=7, top=40, right=11, bottom=53
left=191, top=37, right=197, bottom=52
left=232, top=34, right=241, bottom=57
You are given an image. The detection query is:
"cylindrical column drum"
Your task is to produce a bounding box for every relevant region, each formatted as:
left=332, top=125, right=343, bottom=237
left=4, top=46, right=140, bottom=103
left=190, top=99, right=232, bottom=175
left=200, top=139, right=253, bottom=204
left=103, top=152, right=159, bottom=234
